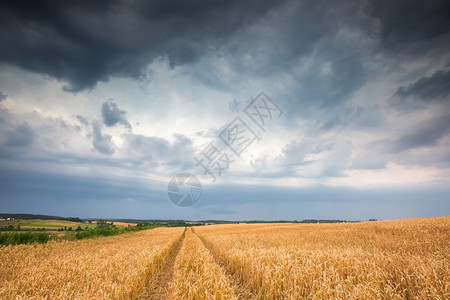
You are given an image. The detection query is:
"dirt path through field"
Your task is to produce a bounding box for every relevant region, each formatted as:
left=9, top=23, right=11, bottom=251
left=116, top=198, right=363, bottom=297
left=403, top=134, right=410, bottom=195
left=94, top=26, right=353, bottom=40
left=138, top=229, right=186, bottom=300
left=192, top=229, right=260, bottom=299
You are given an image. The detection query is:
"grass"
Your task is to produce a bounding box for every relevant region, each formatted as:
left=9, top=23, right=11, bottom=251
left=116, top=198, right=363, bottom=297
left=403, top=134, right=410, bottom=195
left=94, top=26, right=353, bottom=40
left=0, top=219, right=160, bottom=245
left=21, top=219, right=97, bottom=229
left=74, top=224, right=162, bottom=240
left=0, top=232, right=53, bottom=246
left=0, top=224, right=162, bottom=245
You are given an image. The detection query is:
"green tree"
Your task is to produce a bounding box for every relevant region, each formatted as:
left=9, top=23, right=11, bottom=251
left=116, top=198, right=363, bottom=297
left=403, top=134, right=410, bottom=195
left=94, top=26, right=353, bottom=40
left=96, top=219, right=109, bottom=229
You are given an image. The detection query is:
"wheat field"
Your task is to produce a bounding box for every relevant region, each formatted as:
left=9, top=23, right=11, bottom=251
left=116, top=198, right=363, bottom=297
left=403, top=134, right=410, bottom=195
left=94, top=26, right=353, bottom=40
left=0, top=217, right=449, bottom=299
left=168, top=228, right=236, bottom=299
left=0, top=227, right=184, bottom=299
left=194, top=217, right=450, bottom=299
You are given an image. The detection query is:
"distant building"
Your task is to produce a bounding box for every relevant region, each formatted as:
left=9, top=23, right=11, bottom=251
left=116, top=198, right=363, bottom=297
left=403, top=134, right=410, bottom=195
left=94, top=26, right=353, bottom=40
left=0, top=218, right=5, bottom=221
left=6, top=217, right=14, bottom=221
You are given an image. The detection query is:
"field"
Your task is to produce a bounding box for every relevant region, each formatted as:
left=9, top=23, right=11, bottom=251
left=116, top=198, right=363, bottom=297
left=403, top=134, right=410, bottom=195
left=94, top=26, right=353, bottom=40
left=0, top=219, right=98, bottom=230
left=0, top=217, right=449, bottom=299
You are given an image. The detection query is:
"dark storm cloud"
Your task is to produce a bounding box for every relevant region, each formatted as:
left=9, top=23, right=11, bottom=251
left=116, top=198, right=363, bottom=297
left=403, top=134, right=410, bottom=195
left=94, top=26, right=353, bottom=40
left=356, top=115, right=450, bottom=166
left=212, top=0, right=370, bottom=107
left=92, top=123, right=115, bottom=155
left=358, top=114, right=450, bottom=163
left=6, top=122, right=34, bottom=147
left=395, top=70, right=450, bottom=101
left=365, top=0, right=450, bottom=53
left=0, top=0, right=285, bottom=92
left=0, top=91, right=7, bottom=101
left=101, top=100, right=130, bottom=128
left=390, top=115, right=450, bottom=152
left=1, top=0, right=447, bottom=101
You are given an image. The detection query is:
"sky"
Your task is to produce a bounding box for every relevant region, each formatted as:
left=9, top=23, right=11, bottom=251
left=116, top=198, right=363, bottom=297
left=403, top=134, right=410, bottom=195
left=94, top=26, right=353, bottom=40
left=0, top=0, right=449, bottom=220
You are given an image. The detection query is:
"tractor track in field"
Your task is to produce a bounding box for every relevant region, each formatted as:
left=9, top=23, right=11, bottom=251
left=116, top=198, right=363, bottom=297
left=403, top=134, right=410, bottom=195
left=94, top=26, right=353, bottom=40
left=192, top=228, right=261, bottom=300
left=138, top=229, right=186, bottom=300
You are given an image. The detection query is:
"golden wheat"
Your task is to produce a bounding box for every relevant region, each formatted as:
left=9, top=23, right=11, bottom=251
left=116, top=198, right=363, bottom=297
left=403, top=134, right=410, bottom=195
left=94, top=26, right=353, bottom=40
left=195, top=217, right=450, bottom=299
left=0, top=227, right=184, bottom=299
left=1, top=218, right=448, bottom=299
left=168, top=228, right=236, bottom=300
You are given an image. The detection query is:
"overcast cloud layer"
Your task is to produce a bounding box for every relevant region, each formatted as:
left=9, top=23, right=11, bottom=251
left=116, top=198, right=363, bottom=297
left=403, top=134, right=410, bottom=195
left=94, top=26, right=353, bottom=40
left=0, top=0, right=449, bottom=220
